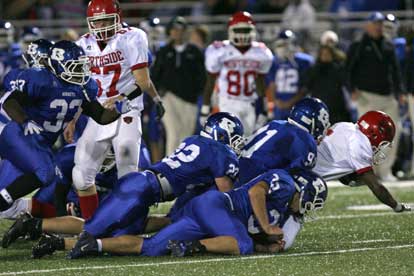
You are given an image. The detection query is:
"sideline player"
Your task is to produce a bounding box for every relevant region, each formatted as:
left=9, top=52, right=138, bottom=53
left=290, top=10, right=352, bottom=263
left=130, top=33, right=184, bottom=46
left=200, top=11, right=273, bottom=135
left=71, top=0, right=165, bottom=219
left=314, top=110, right=411, bottom=212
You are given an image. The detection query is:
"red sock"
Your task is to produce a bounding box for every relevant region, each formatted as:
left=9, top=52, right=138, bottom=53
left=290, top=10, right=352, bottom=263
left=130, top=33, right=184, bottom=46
left=31, top=198, right=56, bottom=218
left=79, top=194, right=99, bottom=220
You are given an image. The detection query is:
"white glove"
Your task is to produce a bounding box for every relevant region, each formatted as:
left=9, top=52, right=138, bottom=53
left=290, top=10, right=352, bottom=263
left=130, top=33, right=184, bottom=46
left=23, top=120, right=43, bottom=136
left=199, top=105, right=210, bottom=126
left=115, top=98, right=132, bottom=114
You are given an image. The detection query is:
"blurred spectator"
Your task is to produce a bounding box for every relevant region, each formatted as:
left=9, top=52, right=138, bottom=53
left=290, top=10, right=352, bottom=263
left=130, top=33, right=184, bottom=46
left=61, top=28, right=80, bottom=41
left=139, top=17, right=166, bottom=54
left=281, top=0, right=315, bottom=49
left=53, top=0, right=86, bottom=19
left=304, top=45, right=352, bottom=124
left=346, top=12, right=405, bottom=181
left=320, top=30, right=346, bottom=63
left=151, top=16, right=206, bottom=154
left=189, top=25, right=210, bottom=50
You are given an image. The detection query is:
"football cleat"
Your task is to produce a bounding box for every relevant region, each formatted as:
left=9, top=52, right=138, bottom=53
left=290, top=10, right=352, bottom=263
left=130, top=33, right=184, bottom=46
left=168, top=240, right=207, bottom=257
left=32, top=234, right=64, bottom=259
left=2, top=212, right=42, bottom=248
left=67, top=231, right=99, bottom=259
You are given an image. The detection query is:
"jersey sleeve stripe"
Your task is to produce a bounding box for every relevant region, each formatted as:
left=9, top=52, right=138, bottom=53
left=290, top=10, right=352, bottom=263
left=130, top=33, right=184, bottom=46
left=356, top=166, right=373, bottom=174
left=130, top=62, right=148, bottom=71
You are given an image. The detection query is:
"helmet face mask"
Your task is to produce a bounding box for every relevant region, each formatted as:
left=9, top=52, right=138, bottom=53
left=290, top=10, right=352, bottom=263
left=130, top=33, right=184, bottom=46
left=22, top=39, right=53, bottom=69
left=87, top=14, right=121, bottom=41
left=228, top=11, right=256, bottom=47
left=49, top=41, right=92, bottom=86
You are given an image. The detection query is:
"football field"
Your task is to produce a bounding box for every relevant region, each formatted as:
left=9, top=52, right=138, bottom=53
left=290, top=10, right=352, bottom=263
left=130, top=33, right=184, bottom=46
left=0, top=182, right=413, bottom=276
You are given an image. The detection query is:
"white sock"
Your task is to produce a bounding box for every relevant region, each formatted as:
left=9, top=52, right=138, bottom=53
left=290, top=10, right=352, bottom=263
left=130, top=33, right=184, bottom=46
left=96, top=239, right=103, bottom=252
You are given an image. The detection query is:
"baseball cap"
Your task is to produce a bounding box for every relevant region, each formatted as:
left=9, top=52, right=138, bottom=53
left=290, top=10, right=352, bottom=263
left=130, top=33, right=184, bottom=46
left=368, top=12, right=385, bottom=22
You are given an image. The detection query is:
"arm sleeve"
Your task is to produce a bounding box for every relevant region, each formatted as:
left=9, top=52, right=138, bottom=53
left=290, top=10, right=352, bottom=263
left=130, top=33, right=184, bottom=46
left=210, top=148, right=240, bottom=180
left=281, top=215, right=302, bottom=250
left=126, top=29, right=149, bottom=71
left=257, top=47, right=274, bottom=74
left=205, top=44, right=222, bottom=74
left=81, top=100, right=120, bottom=125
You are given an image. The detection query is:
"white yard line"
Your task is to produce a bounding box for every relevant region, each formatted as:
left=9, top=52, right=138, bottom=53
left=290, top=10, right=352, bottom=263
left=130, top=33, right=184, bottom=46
left=313, top=211, right=413, bottom=221
left=351, top=239, right=394, bottom=244
left=327, top=180, right=414, bottom=188
left=0, top=244, right=413, bottom=276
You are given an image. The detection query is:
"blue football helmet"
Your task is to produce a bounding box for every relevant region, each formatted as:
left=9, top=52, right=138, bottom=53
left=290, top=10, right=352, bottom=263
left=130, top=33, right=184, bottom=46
left=48, top=40, right=91, bottom=85
left=23, top=39, right=54, bottom=68
left=274, top=29, right=296, bottom=59
left=20, top=26, right=43, bottom=46
left=288, top=97, right=330, bottom=142
left=292, top=170, right=328, bottom=217
left=0, top=21, right=14, bottom=49
left=201, top=112, right=245, bottom=155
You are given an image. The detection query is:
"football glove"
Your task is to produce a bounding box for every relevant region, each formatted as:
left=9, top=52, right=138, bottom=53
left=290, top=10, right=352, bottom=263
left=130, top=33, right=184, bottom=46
left=114, top=98, right=132, bottom=114
left=23, top=120, right=43, bottom=136
left=199, top=105, right=210, bottom=126
left=153, top=96, right=165, bottom=121
left=394, top=203, right=412, bottom=213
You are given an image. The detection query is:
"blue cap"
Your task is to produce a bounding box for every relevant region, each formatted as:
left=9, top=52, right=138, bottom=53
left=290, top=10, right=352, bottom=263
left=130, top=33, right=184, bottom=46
left=368, top=12, right=385, bottom=22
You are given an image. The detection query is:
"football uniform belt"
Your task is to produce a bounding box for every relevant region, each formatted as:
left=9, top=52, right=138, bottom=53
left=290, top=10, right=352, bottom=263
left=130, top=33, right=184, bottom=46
left=147, top=170, right=174, bottom=202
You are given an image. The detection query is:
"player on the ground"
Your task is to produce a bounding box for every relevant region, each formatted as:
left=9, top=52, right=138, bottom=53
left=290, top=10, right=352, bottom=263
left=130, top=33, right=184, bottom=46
left=32, top=169, right=327, bottom=258
left=266, top=29, right=314, bottom=120
left=199, top=11, right=273, bottom=135
left=0, top=21, right=24, bottom=90
left=0, top=40, right=131, bottom=214
left=314, top=110, right=411, bottom=212
left=239, top=97, right=330, bottom=184
left=71, top=0, right=165, bottom=220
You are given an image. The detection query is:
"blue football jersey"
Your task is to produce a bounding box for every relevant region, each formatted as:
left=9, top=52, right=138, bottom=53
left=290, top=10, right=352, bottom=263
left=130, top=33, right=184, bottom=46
left=266, top=52, right=314, bottom=101
left=393, top=37, right=406, bottom=67
left=239, top=120, right=317, bottom=184
left=2, top=68, right=25, bottom=92
left=228, top=169, right=296, bottom=233
left=3, top=68, right=98, bottom=145
left=149, top=135, right=239, bottom=196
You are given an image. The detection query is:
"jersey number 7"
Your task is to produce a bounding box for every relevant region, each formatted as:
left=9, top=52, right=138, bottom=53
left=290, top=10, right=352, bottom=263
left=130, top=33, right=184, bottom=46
left=91, top=64, right=121, bottom=97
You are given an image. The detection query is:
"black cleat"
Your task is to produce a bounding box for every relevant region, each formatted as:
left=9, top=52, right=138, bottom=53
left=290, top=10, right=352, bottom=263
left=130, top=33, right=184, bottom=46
left=32, top=234, right=65, bottom=259
left=67, top=231, right=99, bottom=259
left=168, top=240, right=207, bottom=257
left=2, top=212, right=42, bottom=248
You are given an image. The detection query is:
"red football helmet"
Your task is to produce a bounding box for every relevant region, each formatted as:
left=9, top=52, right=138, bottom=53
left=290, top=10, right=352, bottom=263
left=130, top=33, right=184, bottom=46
left=357, top=110, right=396, bottom=165
left=228, top=11, right=256, bottom=47
left=87, top=0, right=122, bottom=41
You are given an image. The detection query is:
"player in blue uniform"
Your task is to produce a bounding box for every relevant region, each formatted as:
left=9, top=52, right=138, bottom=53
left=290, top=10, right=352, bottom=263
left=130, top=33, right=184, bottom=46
left=383, top=14, right=405, bottom=68
left=52, top=112, right=242, bottom=258
left=0, top=21, right=24, bottom=91
left=238, top=97, right=330, bottom=184
left=34, top=169, right=327, bottom=258
left=0, top=40, right=132, bottom=213
left=266, top=30, right=314, bottom=120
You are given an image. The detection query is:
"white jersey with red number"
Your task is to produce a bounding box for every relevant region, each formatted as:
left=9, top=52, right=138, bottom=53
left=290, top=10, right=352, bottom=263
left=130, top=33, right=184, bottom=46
left=313, top=122, right=373, bottom=180
left=76, top=26, right=148, bottom=111
left=205, top=40, right=273, bottom=103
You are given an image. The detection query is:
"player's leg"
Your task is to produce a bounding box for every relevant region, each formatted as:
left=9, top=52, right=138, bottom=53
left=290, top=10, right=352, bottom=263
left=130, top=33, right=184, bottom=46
left=72, top=119, right=110, bottom=219
left=0, top=123, right=56, bottom=211
left=243, top=102, right=257, bottom=136
left=171, top=191, right=254, bottom=256
left=162, top=92, right=182, bottom=154
left=112, top=110, right=141, bottom=178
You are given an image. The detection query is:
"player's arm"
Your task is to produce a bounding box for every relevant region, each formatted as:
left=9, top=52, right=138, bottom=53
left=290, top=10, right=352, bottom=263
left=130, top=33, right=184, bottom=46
left=248, top=181, right=283, bottom=237
left=81, top=100, right=121, bottom=125
left=200, top=73, right=218, bottom=123
left=2, top=90, right=30, bottom=123
left=215, top=176, right=233, bottom=192
left=255, top=74, right=266, bottom=98
left=358, top=170, right=411, bottom=212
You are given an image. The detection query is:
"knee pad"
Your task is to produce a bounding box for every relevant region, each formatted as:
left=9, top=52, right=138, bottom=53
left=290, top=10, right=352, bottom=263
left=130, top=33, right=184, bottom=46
left=115, top=141, right=139, bottom=178
left=72, top=165, right=96, bottom=191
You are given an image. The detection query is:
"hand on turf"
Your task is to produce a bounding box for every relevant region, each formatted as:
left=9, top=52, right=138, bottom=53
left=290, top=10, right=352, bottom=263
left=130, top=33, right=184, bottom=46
left=23, top=120, right=43, bottom=136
